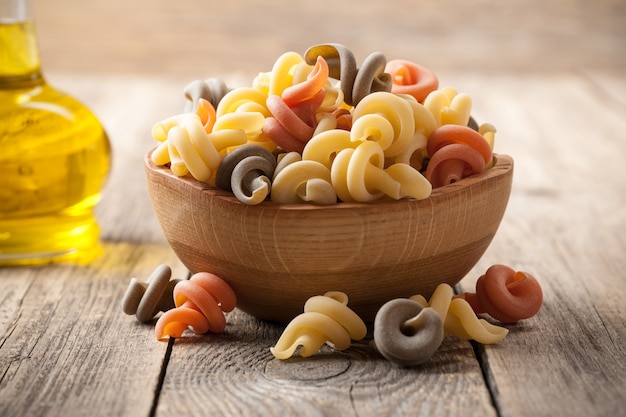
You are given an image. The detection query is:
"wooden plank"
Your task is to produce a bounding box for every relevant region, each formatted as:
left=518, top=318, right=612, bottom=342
left=155, top=310, right=497, bottom=417
left=0, top=244, right=185, bottom=417
left=452, top=71, right=626, bottom=417
left=2, top=67, right=624, bottom=417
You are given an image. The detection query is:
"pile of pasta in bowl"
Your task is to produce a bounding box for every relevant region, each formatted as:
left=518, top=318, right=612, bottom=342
left=149, top=43, right=497, bottom=206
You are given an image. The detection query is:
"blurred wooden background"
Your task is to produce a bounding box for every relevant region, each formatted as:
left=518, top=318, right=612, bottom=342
left=34, top=0, right=625, bottom=78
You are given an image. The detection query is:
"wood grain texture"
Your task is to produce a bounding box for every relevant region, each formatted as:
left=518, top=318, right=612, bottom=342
left=1, top=71, right=624, bottom=417
left=0, top=244, right=181, bottom=417
left=453, top=71, right=626, bottom=417
left=1, top=0, right=625, bottom=415
left=156, top=309, right=497, bottom=417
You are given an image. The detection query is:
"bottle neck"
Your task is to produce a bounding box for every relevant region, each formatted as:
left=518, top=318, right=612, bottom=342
left=0, top=0, right=44, bottom=88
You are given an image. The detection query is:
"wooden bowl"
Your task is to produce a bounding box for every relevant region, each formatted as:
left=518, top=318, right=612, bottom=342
left=145, top=151, right=513, bottom=323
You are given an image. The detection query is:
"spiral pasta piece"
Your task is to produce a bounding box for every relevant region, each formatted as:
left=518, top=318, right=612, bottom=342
left=304, top=43, right=358, bottom=105
left=424, top=87, right=472, bottom=127
left=269, top=51, right=305, bottom=96
left=385, top=59, right=439, bottom=103
left=273, top=151, right=302, bottom=179
left=212, top=111, right=267, bottom=154
left=216, top=87, right=271, bottom=118
left=122, top=264, right=180, bottom=323
left=304, top=44, right=392, bottom=106
left=263, top=91, right=324, bottom=153
left=373, top=298, right=444, bottom=366
left=457, top=264, right=543, bottom=323
left=151, top=100, right=250, bottom=184
left=351, top=51, right=392, bottom=106
left=194, top=98, right=217, bottom=133
left=350, top=113, right=395, bottom=151
left=427, top=124, right=492, bottom=164
left=479, top=123, right=497, bottom=169
left=424, top=123, right=493, bottom=188
left=166, top=123, right=217, bottom=182
left=271, top=160, right=336, bottom=204
left=270, top=291, right=366, bottom=359
left=302, top=128, right=359, bottom=169
left=424, top=143, right=486, bottom=189
left=330, top=140, right=430, bottom=202
left=333, top=141, right=400, bottom=202
left=154, top=272, right=237, bottom=340
left=281, top=55, right=329, bottom=107
left=184, top=77, right=230, bottom=112
left=352, top=92, right=415, bottom=157
left=410, top=283, right=508, bottom=344
left=215, top=145, right=276, bottom=205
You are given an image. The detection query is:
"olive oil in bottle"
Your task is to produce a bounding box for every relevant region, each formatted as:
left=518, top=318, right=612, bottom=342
left=0, top=2, right=111, bottom=265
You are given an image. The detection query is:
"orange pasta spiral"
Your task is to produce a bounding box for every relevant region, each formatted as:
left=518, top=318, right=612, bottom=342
left=456, top=264, right=543, bottom=323
left=154, top=272, right=237, bottom=340
left=425, top=124, right=492, bottom=188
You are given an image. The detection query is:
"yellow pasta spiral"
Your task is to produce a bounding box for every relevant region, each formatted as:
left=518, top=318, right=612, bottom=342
left=410, top=284, right=509, bottom=344
left=352, top=91, right=415, bottom=157
left=270, top=291, right=367, bottom=360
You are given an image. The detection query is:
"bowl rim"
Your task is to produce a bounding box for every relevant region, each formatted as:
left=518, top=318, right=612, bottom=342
left=145, top=149, right=513, bottom=210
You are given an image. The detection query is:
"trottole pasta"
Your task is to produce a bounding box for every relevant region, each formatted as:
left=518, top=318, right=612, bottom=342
left=424, top=143, right=486, bottom=189
left=410, top=284, right=509, bottom=344
left=271, top=160, right=336, bottom=204
left=424, top=124, right=493, bottom=188
left=263, top=93, right=320, bottom=153
left=151, top=101, right=247, bottom=184
left=216, top=87, right=271, bottom=118
left=329, top=140, right=431, bottom=202
left=373, top=298, right=444, bottom=366
left=150, top=44, right=498, bottom=204
left=423, top=87, right=472, bottom=127
left=122, top=264, right=180, bottom=323
left=301, top=129, right=359, bottom=169
left=215, top=145, right=277, bottom=205
left=270, top=291, right=366, bottom=359
left=154, top=272, right=237, bottom=340
left=184, top=77, right=230, bottom=112
left=351, top=92, right=415, bottom=157
left=385, top=59, right=439, bottom=103
left=456, top=264, right=543, bottom=323
left=281, top=56, right=329, bottom=107
left=268, top=51, right=305, bottom=97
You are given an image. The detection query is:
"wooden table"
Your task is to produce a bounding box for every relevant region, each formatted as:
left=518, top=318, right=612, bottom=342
left=2, top=1, right=625, bottom=416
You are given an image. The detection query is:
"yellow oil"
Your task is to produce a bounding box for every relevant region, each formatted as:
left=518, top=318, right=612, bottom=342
left=0, top=20, right=111, bottom=265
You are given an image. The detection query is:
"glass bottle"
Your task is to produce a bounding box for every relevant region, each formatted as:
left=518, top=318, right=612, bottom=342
left=0, top=0, right=111, bottom=266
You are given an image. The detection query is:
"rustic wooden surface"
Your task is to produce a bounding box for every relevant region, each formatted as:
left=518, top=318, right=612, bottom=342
left=1, top=0, right=625, bottom=416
